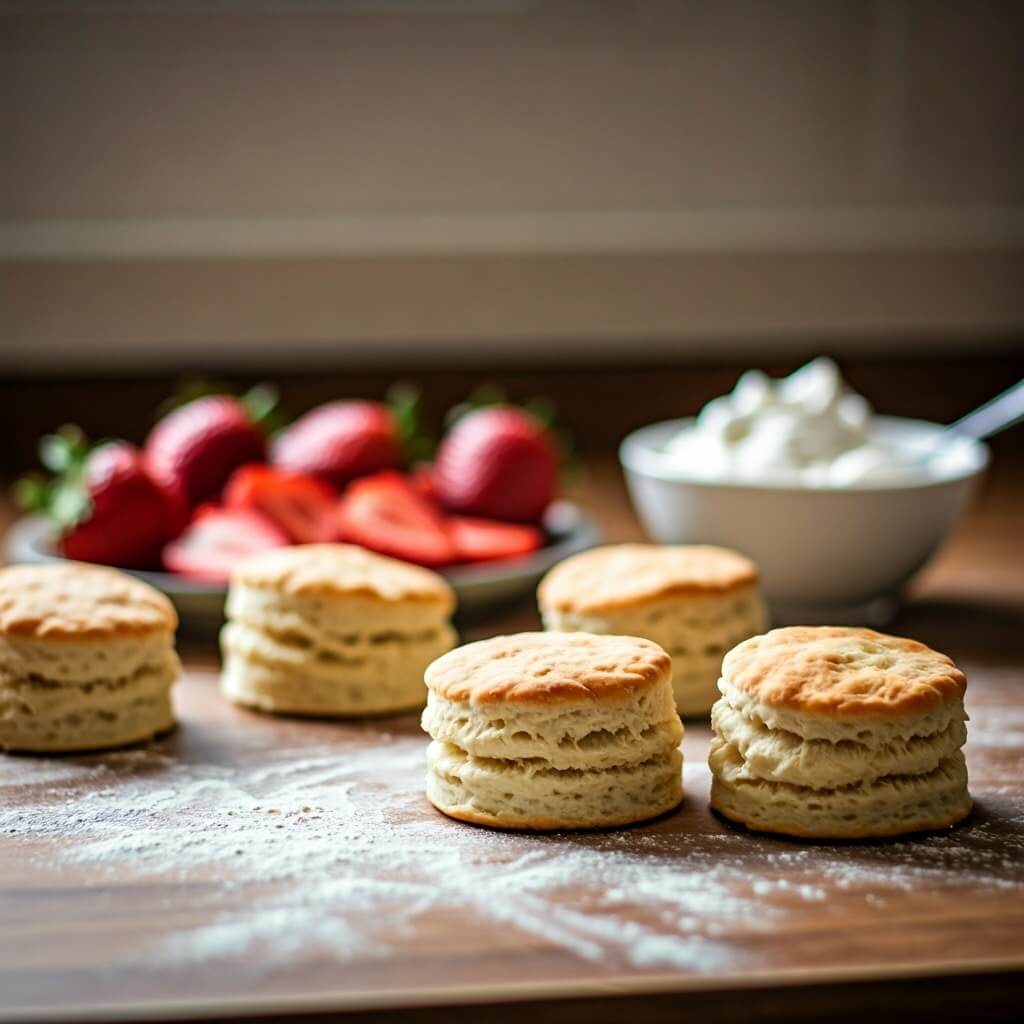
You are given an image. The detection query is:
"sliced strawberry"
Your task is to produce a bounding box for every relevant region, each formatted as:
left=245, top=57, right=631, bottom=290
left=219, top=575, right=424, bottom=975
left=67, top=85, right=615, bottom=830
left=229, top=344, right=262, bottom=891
left=448, top=516, right=544, bottom=563
left=162, top=506, right=289, bottom=584
left=223, top=464, right=336, bottom=543
left=333, top=471, right=456, bottom=567
left=408, top=463, right=441, bottom=507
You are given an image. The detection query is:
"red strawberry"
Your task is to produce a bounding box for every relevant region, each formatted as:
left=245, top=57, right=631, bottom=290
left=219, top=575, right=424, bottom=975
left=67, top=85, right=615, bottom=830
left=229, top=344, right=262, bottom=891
left=434, top=407, right=558, bottom=522
left=59, top=442, right=177, bottom=568
left=223, top=464, right=336, bottom=544
left=333, top=471, right=455, bottom=567
left=162, top=506, right=289, bottom=584
left=17, top=429, right=176, bottom=569
left=145, top=396, right=266, bottom=520
left=447, top=516, right=543, bottom=563
left=271, top=401, right=401, bottom=489
left=409, top=463, right=440, bottom=506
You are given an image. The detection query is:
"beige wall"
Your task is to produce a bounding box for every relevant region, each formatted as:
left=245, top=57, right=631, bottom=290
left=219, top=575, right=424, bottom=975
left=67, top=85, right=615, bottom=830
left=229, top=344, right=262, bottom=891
left=1, top=1, right=1022, bottom=369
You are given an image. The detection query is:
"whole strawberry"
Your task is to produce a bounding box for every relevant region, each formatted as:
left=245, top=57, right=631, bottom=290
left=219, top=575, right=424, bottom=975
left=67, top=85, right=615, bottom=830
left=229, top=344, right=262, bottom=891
left=17, top=428, right=176, bottom=569
left=145, top=395, right=266, bottom=519
left=270, top=400, right=401, bottom=489
left=434, top=406, right=558, bottom=523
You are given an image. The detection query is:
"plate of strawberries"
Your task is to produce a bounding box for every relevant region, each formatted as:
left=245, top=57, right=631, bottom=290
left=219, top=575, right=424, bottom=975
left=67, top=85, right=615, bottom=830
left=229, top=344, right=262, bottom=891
left=8, top=386, right=599, bottom=626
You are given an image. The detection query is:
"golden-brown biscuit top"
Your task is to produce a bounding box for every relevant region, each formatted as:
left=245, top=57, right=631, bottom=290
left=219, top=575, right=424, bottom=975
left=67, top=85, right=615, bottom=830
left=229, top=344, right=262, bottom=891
left=425, top=631, right=671, bottom=705
left=233, top=544, right=455, bottom=610
left=539, top=543, right=759, bottom=614
left=0, top=563, right=176, bottom=640
left=723, top=626, right=966, bottom=719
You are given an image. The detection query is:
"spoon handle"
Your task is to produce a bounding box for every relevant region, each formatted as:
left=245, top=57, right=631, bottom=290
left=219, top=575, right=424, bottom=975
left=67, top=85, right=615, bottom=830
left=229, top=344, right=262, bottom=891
left=947, top=378, right=1024, bottom=441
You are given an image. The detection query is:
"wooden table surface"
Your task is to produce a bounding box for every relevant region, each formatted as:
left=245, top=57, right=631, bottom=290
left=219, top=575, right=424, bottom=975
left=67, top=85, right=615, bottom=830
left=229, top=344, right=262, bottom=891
left=1, top=456, right=1023, bottom=1023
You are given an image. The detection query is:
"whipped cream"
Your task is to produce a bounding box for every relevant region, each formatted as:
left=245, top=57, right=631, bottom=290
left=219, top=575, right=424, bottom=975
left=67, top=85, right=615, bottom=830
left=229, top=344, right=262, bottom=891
left=664, top=358, right=932, bottom=487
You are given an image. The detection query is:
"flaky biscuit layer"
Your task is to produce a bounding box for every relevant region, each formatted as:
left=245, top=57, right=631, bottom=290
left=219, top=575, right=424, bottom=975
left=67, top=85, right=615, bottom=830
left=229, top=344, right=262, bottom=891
left=222, top=652, right=434, bottom=717
left=709, top=748, right=971, bottom=839
left=426, top=741, right=683, bottom=830
left=421, top=684, right=682, bottom=771
left=711, top=697, right=967, bottom=790
left=0, top=661, right=176, bottom=753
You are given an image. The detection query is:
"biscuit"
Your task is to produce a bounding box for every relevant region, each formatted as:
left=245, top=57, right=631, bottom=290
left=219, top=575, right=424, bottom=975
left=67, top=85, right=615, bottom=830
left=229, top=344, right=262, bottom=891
left=539, top=544, right=766, bottom=716
left=708, top=626, right=971, bottom=839
left=220, top=544, right=456, bottom=717
left=421, top=631, right=684, bottom=830
left=0, top=563, right=179, bottom=753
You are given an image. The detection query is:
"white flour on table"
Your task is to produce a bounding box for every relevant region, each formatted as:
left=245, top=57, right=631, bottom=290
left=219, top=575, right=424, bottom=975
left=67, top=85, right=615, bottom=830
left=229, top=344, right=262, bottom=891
left=3, top=738, right=1023, bottom=973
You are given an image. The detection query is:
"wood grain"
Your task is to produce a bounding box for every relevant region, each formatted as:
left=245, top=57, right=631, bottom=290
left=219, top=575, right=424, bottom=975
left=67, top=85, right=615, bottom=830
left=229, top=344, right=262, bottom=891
left=1, top=452, right=1023, bottom=1023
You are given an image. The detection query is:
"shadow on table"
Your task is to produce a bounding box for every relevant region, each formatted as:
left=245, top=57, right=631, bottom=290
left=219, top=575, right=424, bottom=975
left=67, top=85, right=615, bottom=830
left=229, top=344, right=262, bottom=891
left=893, top=596, right=1024, bottom=659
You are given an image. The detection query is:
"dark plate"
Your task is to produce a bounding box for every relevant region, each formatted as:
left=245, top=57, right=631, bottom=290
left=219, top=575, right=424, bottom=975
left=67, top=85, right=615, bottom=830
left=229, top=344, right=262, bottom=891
left=4, top=502, right=600, bottom=628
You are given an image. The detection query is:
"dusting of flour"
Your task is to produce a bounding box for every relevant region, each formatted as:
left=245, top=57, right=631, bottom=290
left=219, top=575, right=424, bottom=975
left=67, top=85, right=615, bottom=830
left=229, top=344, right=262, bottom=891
left=3, top=737, right=1023, bottom=975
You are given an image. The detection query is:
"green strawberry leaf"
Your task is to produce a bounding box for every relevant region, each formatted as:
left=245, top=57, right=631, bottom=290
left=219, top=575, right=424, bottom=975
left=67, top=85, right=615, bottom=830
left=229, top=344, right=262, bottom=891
left=13, top=474, right=49, bottom=513
left=522, top=396, right=557, bottom=430
left=155, top=378, right=221, bottom=419
left=38, top=424, right=88, bottom=474
left=49, top=479, right=92, bottom=529
left=156, top=380, right=289, bottom=436
left=19, top=423, right=93, bottom=532
left=242, top=383, right=289, bottom=436
left=388, top=381, right=435, bottom=463
left=444, top=384, right=508, bottom=430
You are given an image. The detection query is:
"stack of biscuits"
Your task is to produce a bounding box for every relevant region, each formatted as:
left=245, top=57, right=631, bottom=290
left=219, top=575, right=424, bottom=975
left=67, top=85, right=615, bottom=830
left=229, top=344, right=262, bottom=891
left=421, top=631, right=684, bottom=830
left=0, top=563, right=179, bottom=752
left=539, top=544, right=766, bottom=716
left=221, top=544, right=457, bottom=717
left=709, top=626, right=971, bottom=838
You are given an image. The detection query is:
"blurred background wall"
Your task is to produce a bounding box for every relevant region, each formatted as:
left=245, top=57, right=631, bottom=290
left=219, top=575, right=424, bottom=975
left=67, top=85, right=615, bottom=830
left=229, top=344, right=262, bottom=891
left=1, top=0, right=1022, bottom=373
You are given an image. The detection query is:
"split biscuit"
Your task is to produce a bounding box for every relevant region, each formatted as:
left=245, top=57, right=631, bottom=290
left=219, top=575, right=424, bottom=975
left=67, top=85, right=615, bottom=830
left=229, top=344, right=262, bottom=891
left=539, top=544, right=766, bottom=716
left=708, top=626, right=971, bottom=839
left=0, top=563, right=179, bottom=752
left=421, top=631, right=684, bottom=830
left=220, top=544, right=456, bottom=716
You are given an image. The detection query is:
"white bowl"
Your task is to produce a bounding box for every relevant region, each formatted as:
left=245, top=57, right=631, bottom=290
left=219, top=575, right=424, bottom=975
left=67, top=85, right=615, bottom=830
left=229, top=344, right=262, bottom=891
left=619, top=416, right=988, bottom=624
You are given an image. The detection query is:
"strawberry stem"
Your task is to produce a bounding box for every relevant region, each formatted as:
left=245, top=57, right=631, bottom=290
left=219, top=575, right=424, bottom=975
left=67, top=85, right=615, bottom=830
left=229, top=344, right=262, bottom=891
left=242, top=383, right=288, bottom=436
left=444, top=384, right=508, bottom=429
left=13, top=474, right=48, bottom=513
left=156, top=380, right=288, bottom=436
left=38, top=424, right=88, bottom=474
left=49, top=478, right=92, bottom=528
left=388, top=381, right=435, bottom=464
left=155, top=378, right=221, bottom=420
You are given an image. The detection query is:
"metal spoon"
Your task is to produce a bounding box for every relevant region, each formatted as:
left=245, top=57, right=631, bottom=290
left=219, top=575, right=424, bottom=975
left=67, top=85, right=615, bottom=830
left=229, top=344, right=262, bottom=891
left=943, top=377, right=1024, bottom=442
left=902, top=377, right=1024, bottom=466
